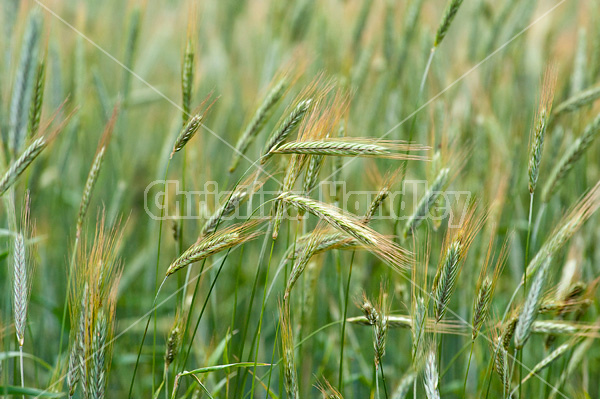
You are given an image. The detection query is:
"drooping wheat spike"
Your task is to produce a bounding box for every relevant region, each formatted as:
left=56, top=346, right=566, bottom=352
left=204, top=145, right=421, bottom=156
left=514, top=257, right=551, bottom=349
left=9, top=9, right=42, bottom=157
left=512, top=340, right=574, bottom=393
left=403, top=168, right=449, bottom=238
left=171, top=113, right=202, bottom=157
left=554, top=85, right=600, bottom=116
left=284, top=227, right=324, bottom=303
left=273, top=138, right=427, bottom=160
left=423, top=347, right=440, bottom=399
left=528, top=180, right=600, bottom=278
left=391, top=369, right=417, bottom=399
left=303, top=155, right=325, bottom=195
left=279, top=302, right=299, bottom=399
left=261, top=98, right=312, bottom=162
left=229, top=77, right=288, bottom=173
left=286, top=230, right=359, bottom=260
left=166, top=222, right=261, bottom=276
left=90, top=309, right=107, bottom=399
left=0, top=106, right=72, bottom=196
left=181, top=33, right=195, bottom=122
left=434, top=0, right=464, bottom=48
left=277, top=192, right=412, bottom=270
left=542, top=111, right=600, bottom=201
left=0, top=137, right=44, bottom=195
left=28, top=51, right=46, bottom=139
left=530, top=320, right=598, bottom=335
left=346, top=314, right=467, bottom=335
left=76, top=106, right=118, bottom=240
left=528, top=66, right=557, bottom=194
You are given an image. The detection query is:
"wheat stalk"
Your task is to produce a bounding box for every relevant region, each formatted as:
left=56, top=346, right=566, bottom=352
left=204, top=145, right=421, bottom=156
left=279, top=302, right=299, bottom=399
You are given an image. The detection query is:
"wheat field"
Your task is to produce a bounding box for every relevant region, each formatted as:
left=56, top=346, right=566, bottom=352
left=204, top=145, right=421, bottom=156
left=1, top=0, right=600, bottom=398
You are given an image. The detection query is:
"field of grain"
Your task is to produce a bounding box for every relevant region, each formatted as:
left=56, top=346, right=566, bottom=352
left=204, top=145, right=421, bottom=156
left=1, top=0, right=600, bottom=398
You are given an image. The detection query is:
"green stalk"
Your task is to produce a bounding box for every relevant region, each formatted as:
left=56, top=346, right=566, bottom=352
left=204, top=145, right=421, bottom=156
left=249, top=239, right=275, bottom=398
left=337, top=250, right=356, bottom=393
left=128, top=158, right=171, bottom=398
left=462, top=341, right=474, bottom=397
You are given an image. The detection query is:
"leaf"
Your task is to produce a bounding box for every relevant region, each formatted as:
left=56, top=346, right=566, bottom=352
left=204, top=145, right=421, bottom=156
left=0, top=386, right=65, bottom=397
left=180, top=362, right=271, bottom=376
left=0, top=351, right=53, bottom=371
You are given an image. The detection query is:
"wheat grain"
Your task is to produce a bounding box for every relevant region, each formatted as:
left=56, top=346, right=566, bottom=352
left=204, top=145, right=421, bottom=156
left=278, top=192, right=412, bottom=270
left=273, top=138, right=427, bottom=160
left=528, top=66, right=557, bottom=194
left=261, top=98, right=312, bottom=162
left=515, top=257, right=551, bottom=349
left=423, top=347, right=440, bottom=399
left=90, top=309, right=107, bottom=399
left=166, top=223, right=260, bottom=276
